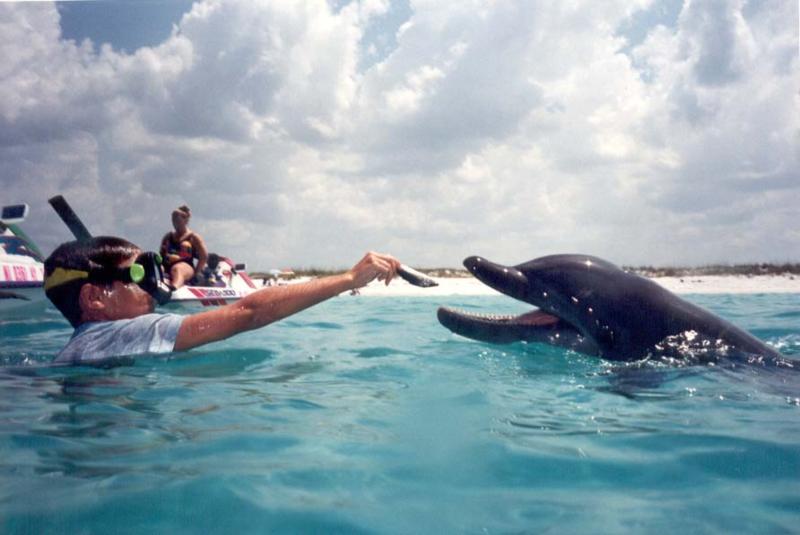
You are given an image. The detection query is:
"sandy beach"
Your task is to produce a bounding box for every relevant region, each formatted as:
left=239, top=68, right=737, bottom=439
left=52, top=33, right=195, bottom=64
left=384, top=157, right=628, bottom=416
left=351, top=274, right=800, bottom=297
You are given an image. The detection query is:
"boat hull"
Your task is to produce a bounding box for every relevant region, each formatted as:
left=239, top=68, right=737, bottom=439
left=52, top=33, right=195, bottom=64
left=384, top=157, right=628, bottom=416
left=0, top=259, right=45, bottom=315
left=161, top=266, right=259, bottom=309
left=164, top=285, right=257, bottom=309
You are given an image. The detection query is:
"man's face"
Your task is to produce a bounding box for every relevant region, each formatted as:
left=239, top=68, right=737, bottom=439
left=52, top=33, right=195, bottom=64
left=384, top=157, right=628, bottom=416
left=86, top=253, right=156, bottom=321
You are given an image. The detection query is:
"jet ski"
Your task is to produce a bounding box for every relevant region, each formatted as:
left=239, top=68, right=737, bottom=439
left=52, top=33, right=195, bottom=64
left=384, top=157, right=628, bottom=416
left=165, top=253, right=259, bottom=308
left=0, top=204, right=46, bottom=314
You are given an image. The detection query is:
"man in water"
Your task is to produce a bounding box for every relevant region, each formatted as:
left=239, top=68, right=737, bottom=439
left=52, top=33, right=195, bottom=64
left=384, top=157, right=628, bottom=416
left=44, top=236, right=400, bottom=365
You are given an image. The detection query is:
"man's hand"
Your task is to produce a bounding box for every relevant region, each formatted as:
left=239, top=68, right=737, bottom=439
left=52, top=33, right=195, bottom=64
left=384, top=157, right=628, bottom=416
left=347, top=251, right=401, bottom=288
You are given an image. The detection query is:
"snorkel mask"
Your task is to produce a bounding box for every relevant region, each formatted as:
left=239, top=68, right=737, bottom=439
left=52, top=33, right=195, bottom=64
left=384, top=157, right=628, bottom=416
left=130, top=252, right=173, bottom=305
left=44, top=251, right=173, bottom=305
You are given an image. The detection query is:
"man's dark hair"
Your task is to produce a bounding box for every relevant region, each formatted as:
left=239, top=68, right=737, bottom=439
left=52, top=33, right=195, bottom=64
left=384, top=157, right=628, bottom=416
left=44, top=236, right=140, bottom=327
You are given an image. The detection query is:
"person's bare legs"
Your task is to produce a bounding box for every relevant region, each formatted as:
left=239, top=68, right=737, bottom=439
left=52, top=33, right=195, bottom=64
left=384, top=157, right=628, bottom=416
left=170, top=263, right=195, bottom=288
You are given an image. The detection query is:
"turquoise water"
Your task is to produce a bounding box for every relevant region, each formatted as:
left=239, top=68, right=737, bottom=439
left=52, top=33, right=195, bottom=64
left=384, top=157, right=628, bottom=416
left=1, top=293, right=799, bottom=534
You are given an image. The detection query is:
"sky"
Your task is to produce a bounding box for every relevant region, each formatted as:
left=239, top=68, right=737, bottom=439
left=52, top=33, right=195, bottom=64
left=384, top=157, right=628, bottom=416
left=1, top=0, right=798, bottom=270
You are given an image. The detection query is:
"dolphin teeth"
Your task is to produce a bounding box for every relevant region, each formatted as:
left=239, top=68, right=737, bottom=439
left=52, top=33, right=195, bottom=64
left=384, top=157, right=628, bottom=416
left=443, top=308, right=517, bottom=322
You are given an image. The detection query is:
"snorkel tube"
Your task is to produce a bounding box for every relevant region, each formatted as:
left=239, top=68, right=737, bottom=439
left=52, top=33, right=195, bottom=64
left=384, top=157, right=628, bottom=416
left=47, top=195, right=173, bottom=305
left=47, top=196, right=92, bottom=241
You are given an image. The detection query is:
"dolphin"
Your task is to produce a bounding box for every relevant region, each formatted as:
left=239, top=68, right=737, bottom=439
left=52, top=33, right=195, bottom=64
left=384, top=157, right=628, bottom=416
left=437, top=254, right=784, bottom=362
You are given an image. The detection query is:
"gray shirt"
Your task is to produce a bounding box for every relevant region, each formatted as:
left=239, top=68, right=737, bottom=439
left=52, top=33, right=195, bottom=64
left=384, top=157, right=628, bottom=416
left=55, top=313, right=185, bottom=365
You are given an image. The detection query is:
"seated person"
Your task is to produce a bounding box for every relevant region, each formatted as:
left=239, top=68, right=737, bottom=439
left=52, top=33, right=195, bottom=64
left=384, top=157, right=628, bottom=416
left=159, top=205, right=208, bottom=289
left=44, top=236, right=399, bottom=366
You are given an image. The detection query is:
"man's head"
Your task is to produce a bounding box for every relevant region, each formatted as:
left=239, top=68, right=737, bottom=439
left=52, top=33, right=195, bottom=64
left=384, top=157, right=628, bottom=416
left=44, top=237, right=157, bottom=327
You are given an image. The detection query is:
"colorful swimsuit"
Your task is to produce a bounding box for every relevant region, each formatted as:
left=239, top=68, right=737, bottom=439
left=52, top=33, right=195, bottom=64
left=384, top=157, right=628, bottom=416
left=162, top=232, right=196, bottom=267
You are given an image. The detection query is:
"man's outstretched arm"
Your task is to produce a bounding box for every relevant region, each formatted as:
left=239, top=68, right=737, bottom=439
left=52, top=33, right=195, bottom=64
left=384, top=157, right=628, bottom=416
left=173, top=251, right=399, bottom=351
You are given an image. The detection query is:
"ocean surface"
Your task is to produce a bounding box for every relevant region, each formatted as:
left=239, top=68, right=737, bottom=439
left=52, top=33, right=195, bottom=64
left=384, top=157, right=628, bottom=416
left=1, top=293, right=799, bottom=534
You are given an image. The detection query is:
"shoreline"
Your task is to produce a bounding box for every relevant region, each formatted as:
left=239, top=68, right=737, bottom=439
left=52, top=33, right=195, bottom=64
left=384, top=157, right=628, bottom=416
left=348, top=274, right=800, bottom=297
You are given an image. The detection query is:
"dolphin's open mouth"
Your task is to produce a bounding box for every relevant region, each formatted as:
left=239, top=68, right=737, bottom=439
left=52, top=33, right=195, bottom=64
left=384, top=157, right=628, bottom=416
left=437, top=306, right=567, bottom=344
left=439, top=309, right=561, bottom=328
left=437, top=256, right=588, bottom=349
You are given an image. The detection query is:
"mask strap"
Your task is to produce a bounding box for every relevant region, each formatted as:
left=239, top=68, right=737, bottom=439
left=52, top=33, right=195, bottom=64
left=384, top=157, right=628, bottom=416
left=44, top=268, right=89, bottom=291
